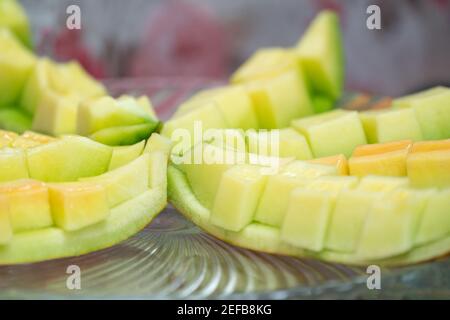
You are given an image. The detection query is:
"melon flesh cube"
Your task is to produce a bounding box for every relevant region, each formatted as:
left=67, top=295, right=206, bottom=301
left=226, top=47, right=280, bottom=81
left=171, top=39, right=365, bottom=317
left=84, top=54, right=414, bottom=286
left=162, top=102, right=228, bottom=152
left=177, top=86, right=258, bottom=130
left=0, top=108, right=32, bottom=134
left=0, top=130, right=17, bottom=147
left=308, top=154, right=348, bottom=175
left=27, top=135, right=112, bottom=182
left=254, top=160, right=337, bottom=227
left=326, top=190, right=381, bottom=253
left=247, top=128, right=312, bottom=160
left=0, top=179, right=53, bottom=232
left=119, top=95, right=158, bottom=120
left=144, top=133, right=173, bottom=155
left=147, top=151, right=167, bottom=189
left=281, top=189, right=332, bottom=251
left=393, top=86, right=448, bottom=108
left=48, top=182, right=109, bottom=231
left=0, top=195, right=12, bottom=244
left=295, top=10, right=344, bottom=100
left=291, top=110, right=367, bottom=158
left=108, top=140, right=145, bottom=170
left=0, top=148, right=28, bottom=182
left=0, top=0, right=32, bottom=47
left=415, top=189, right=450, bottom=245
left=0, top=28, right=36, bottom=108
left=77, top=96, right=155, bottom=136
left=207, top=129, right=246, bottom=152
left=245, top=70, right=314, bottom=129
left=348, top=140, right=412, bottom=177
left=358, top=175, right=409, bottom=192
left=12, top=131, right=56, bottom=149
left=90, top=123, right=158, bottom=146
left=407, top=149, right=450, bottom=189
left=81, top=154, right=149, bottom=207
left=393, top=88, right=450, bottom=139
left=359, top=109, right=423, bottom=144
left=356, top=189, right=430, bottom=259
left=281, top=176, right=358, bottom=252
left=210, top=164, right=267, bottom=232
left=231, top=48, right=301, bottom=84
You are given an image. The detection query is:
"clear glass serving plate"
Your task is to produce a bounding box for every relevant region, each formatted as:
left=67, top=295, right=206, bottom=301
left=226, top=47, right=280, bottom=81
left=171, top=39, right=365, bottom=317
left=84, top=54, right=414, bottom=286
left=0, top=79, right=448, bottom=299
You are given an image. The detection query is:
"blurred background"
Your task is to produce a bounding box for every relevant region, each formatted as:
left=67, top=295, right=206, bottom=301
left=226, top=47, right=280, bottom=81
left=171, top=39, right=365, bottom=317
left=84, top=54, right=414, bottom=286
left=21, top=0, right=450, bottom=96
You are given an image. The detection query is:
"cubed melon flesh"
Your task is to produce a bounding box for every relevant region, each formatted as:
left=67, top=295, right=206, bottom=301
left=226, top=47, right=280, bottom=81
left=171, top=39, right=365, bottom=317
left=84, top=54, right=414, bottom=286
left=108, top=140, right=145, bottom=170
left=77, top=96, right=156, bottom=135
left=254, top=161, right=338, bottom=227
left=0, top=148, right=28, bottom=182
left=81, top=154, right=150, bottom=207
left=356, top=189, right=430, bottom=259
left=144, top=133, right=173, bottom=155
left=0, top=195, right=12, bottom=244
left=231, top=48, right=301, bottom=84
left=348, top=140, right=412, bottom=177
left=0, top=130, right=17, bottom=147
left=247, top=128, right=312, bottom=160
left=245, top=70, right=314, bottom=129
left=308, top=154, right=348, bottom=175
left=176, top=86, right=258, bottom=130
left=357, top=175, right=409, bottom=192
left=208, top=129, right=246, bottom=152
left=0, top=0, right=32, bottom=47
left=0, top=108, right=32, bottom=134
left=0, top=179, right=53, bottom=232
left=89, top=123, right=158, bottom=146
left=295, top=10, right=344, bottom=100
left=0, top=28, right=36, bottom=108
left=359, top=109, right=423, bottom=144
left=407, top=140, right=450, bottom=188
left=291, top=110, right=367, bottom=158
left=48, top=182, right=109, bottom=231
left=393, top=88, right=450, bottom=140
left=326, top=190, right=382, bottom=253
left=281, top=176, right=358, bottom=252
left=210, top=164, right=267, bottom=232
left=12, top=131, right=56, bottom=149
left=415, top=189, right=450, bottom=245
left=27, top=135, right=113, bottom=182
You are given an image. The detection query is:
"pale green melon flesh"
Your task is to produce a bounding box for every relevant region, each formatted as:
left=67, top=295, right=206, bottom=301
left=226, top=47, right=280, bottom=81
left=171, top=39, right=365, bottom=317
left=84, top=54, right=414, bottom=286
left=168, top=164, right=450, bottom=266
left=0, top=187, right=166, bottom=265
left=108, top=140, right=145, bottom=170
left=0, top=108, right=32, bottom=133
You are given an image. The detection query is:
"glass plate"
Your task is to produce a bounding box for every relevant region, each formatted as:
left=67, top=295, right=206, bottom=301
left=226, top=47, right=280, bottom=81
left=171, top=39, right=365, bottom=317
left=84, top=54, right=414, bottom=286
left=0, top=79, right=448, bottom=299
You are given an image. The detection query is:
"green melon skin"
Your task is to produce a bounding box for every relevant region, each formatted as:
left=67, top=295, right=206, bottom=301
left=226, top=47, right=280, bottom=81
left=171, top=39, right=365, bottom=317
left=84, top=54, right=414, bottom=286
left=89, top=123, right=160, bottom=146
left=168, top=164, right=450, bottom=266
left=0, top=107, right=32, bottom=133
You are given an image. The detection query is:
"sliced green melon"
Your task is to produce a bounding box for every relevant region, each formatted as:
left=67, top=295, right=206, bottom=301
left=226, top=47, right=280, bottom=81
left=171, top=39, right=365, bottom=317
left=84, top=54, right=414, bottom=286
left=393, top=87, right=450, bottom=139
left=0, top=108, right=32, bottom=133
left=0, top=194, right=12, bottom=244
left=0, top=28, right=36, bottom=108
left=27, top=135, right=112, bottom=182
left=295, top=10, right=344, bottom=100
left=109, top=140, right=145, bottom=170
left=254, top=160, right=337, bottom=227
left=210, top=164, right=267, bottom=232
left=360, top=109, right=423, bottom=144
left=0, top=179, right=53, bottom=232
left=231, top=48, right=301, bottom=84
left=0, top=147, right=28, bottom=181
left=291, top=110, right=367, bottom=157
left=0, top=0, right=32, bottom=47
left=89, top=123, right=158, bottom=146
left=357, top=175, right=409, bottom=192
left=245, top=70, right=314, bottom=129
left=81, top=154, right=149, bottom=207
left=280, top=176, right=358, bottom=252
left=48, top=182, right=109, bottom=231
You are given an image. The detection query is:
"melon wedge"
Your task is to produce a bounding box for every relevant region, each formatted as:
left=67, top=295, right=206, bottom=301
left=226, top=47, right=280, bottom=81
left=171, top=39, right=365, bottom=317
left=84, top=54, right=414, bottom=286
left=108, top=140, right=145, bottom=170
left=0, top=147, right=28, bottom=182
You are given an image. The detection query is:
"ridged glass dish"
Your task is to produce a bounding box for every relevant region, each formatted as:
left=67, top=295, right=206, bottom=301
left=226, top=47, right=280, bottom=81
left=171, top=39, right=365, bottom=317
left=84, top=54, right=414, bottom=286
left=0, top=80, right=448, bottom=299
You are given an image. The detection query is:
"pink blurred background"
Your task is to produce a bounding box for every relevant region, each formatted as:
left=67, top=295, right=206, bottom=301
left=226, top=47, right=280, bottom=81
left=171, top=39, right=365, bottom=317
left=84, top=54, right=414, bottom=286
left=22, top=0, right=450, bottom=96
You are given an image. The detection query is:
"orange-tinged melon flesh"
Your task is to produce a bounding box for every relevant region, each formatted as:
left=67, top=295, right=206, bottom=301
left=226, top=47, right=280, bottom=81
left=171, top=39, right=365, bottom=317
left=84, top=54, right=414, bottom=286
left=348, top=140, right=412, bottom=177
left=0, top=195, right=12, bottom=244
left=0, top=179, right=52, bottom=232
left=11, top=131, right=56, bottom=149
left=308, top=154, right=348, bottom=175
left=407, top=140, right=450, bottom=188
left=48, top=182, right=110, bottom=231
